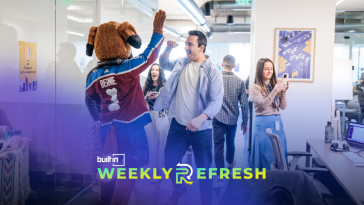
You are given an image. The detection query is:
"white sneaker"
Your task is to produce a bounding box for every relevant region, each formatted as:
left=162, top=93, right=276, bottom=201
left=213, top=176, right=223, bottom=188
left=227, top=158, right=236, bottom=169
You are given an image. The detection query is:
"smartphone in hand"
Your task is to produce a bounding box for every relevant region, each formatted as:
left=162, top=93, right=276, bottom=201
left=282, top=73, right=289, bottom=86
left=150, top=92, right=158, bottom=98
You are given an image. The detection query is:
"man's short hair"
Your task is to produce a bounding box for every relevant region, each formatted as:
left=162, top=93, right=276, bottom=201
left=223, top=55, right=235, bottom=68
left=188, top=30, right=207, bottom=53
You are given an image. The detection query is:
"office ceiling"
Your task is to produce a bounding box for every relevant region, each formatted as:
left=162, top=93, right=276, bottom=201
left=64, top=0, right=364, bottom=41
left=336, top=0, right=364, bottom=11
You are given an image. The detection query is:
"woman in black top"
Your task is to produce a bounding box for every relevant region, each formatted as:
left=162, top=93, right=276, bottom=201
left=143, top=63, right=169, bottom=183
left=143, top=63, right=166, bottom=112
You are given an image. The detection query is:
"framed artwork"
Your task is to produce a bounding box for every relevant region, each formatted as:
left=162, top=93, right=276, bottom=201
left=273, top=28, right=316, bottom=82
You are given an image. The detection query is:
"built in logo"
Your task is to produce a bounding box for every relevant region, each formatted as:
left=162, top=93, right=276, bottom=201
left=97, top=154, right=125, bottom=166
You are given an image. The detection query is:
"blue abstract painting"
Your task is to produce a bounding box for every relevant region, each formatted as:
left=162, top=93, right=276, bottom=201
left=274, top=29, right=315, bottom=82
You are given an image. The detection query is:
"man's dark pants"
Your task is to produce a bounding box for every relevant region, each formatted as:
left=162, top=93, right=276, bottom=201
left=164, top=118, right=213, bottom=205
left=212, top=118, right=237, bottom=172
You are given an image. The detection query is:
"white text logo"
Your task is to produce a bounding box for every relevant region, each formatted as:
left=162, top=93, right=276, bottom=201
left=100, top=76, right=116, bottom=88
left=97, top=154, right=125, bottom=167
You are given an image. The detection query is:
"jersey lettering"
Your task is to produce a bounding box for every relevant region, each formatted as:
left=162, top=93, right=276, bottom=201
left=100, top=76, right=117, bottom=88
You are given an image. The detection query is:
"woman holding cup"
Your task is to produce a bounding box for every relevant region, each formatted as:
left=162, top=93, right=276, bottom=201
left=249, top=58, right=289, bottom=170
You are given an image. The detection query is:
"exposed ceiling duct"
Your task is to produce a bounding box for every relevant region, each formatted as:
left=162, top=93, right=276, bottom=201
left=202, top=2, right=364, bottom=34
left=211, top=1, right=251, bottom=10
left=201, top=1, right=251, bottom=18
left=210, top=23, right=364, bottom=34
left=201, top=1, right=251, bottom=33
left=335, top=11, right=364, bottom=33
left=173, top=0, right=211, bottom=33
left=207, top=16, right=250, bottom=25
left=335, top=19, right=364, bottom=33
left=209, top=10, right=251, bottom=17
left=163, top=26, right=180, bottom=37
left=210, top=24, right=250, bottom=33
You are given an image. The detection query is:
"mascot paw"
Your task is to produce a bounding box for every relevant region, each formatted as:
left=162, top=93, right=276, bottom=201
left=153, top=10, right=167, bottom=34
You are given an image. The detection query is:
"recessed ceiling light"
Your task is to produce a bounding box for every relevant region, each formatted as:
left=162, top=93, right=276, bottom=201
left=67, top=31, right=84, bottom=36
left=163, top=26, right=180, bottom=37
left=336, top=0, right=345, bottom=6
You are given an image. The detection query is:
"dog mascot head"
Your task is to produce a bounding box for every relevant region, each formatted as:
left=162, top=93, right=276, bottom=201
left=86, top=21, right=142, bottom=61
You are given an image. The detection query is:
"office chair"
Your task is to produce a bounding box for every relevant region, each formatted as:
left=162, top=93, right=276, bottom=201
left=219, top=170, right=324, bottom=205
left=339, top=94, right=363, bottom=123
left=265, top=128, right=333, bottom=200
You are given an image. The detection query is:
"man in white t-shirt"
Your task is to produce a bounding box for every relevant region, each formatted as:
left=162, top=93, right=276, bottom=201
left=154, top=31, right=224, bottom=205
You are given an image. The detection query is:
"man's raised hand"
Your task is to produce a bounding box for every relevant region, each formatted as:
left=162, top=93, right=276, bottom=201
left=166, top=40, right=178, bottom=50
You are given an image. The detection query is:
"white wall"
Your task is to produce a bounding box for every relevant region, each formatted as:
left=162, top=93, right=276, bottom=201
left=250, top=0, right=336, bottom=152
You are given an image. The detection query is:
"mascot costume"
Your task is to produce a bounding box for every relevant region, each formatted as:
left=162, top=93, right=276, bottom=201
left=85, top=10, right=166, bottom=205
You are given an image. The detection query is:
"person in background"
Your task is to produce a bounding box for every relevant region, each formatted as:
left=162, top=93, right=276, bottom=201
left=55, top=42, right=84, bottom=192
left=245, top=76, right=249, bottom=97
left=249, top=58, right=289, bottom=170
left=153, top=30, right=224, bottom=205
left=143, top=63, right=169, bottom=184
left=354, top=72, right=364, bottom=92
left=213, top=55, right=249, bottom=188
left=357, top=73, right=364, bottom=120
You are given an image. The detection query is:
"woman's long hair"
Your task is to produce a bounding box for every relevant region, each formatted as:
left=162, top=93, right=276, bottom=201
left=143, top=63, right=166, bottom=96
left=254, top=58, right=280, bottom=97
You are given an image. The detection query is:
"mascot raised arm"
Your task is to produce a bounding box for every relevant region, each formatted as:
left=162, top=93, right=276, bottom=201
left=85, top=10, right=166, bottom=205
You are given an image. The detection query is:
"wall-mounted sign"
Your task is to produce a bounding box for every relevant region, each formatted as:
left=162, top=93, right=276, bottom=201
left=19, top=41, right=37, bottom=92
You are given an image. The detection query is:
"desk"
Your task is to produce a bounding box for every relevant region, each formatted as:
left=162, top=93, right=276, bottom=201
left=306, top=139, right=364, bottom=205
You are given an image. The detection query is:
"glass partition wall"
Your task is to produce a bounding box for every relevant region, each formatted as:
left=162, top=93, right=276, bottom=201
left=334, top=11, right=364, bottom=125
left=0, top=0, right=156, bottom=204
left=335, top=11, right=364, bottom=83
left=0, top=0, right=253, bottom=204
